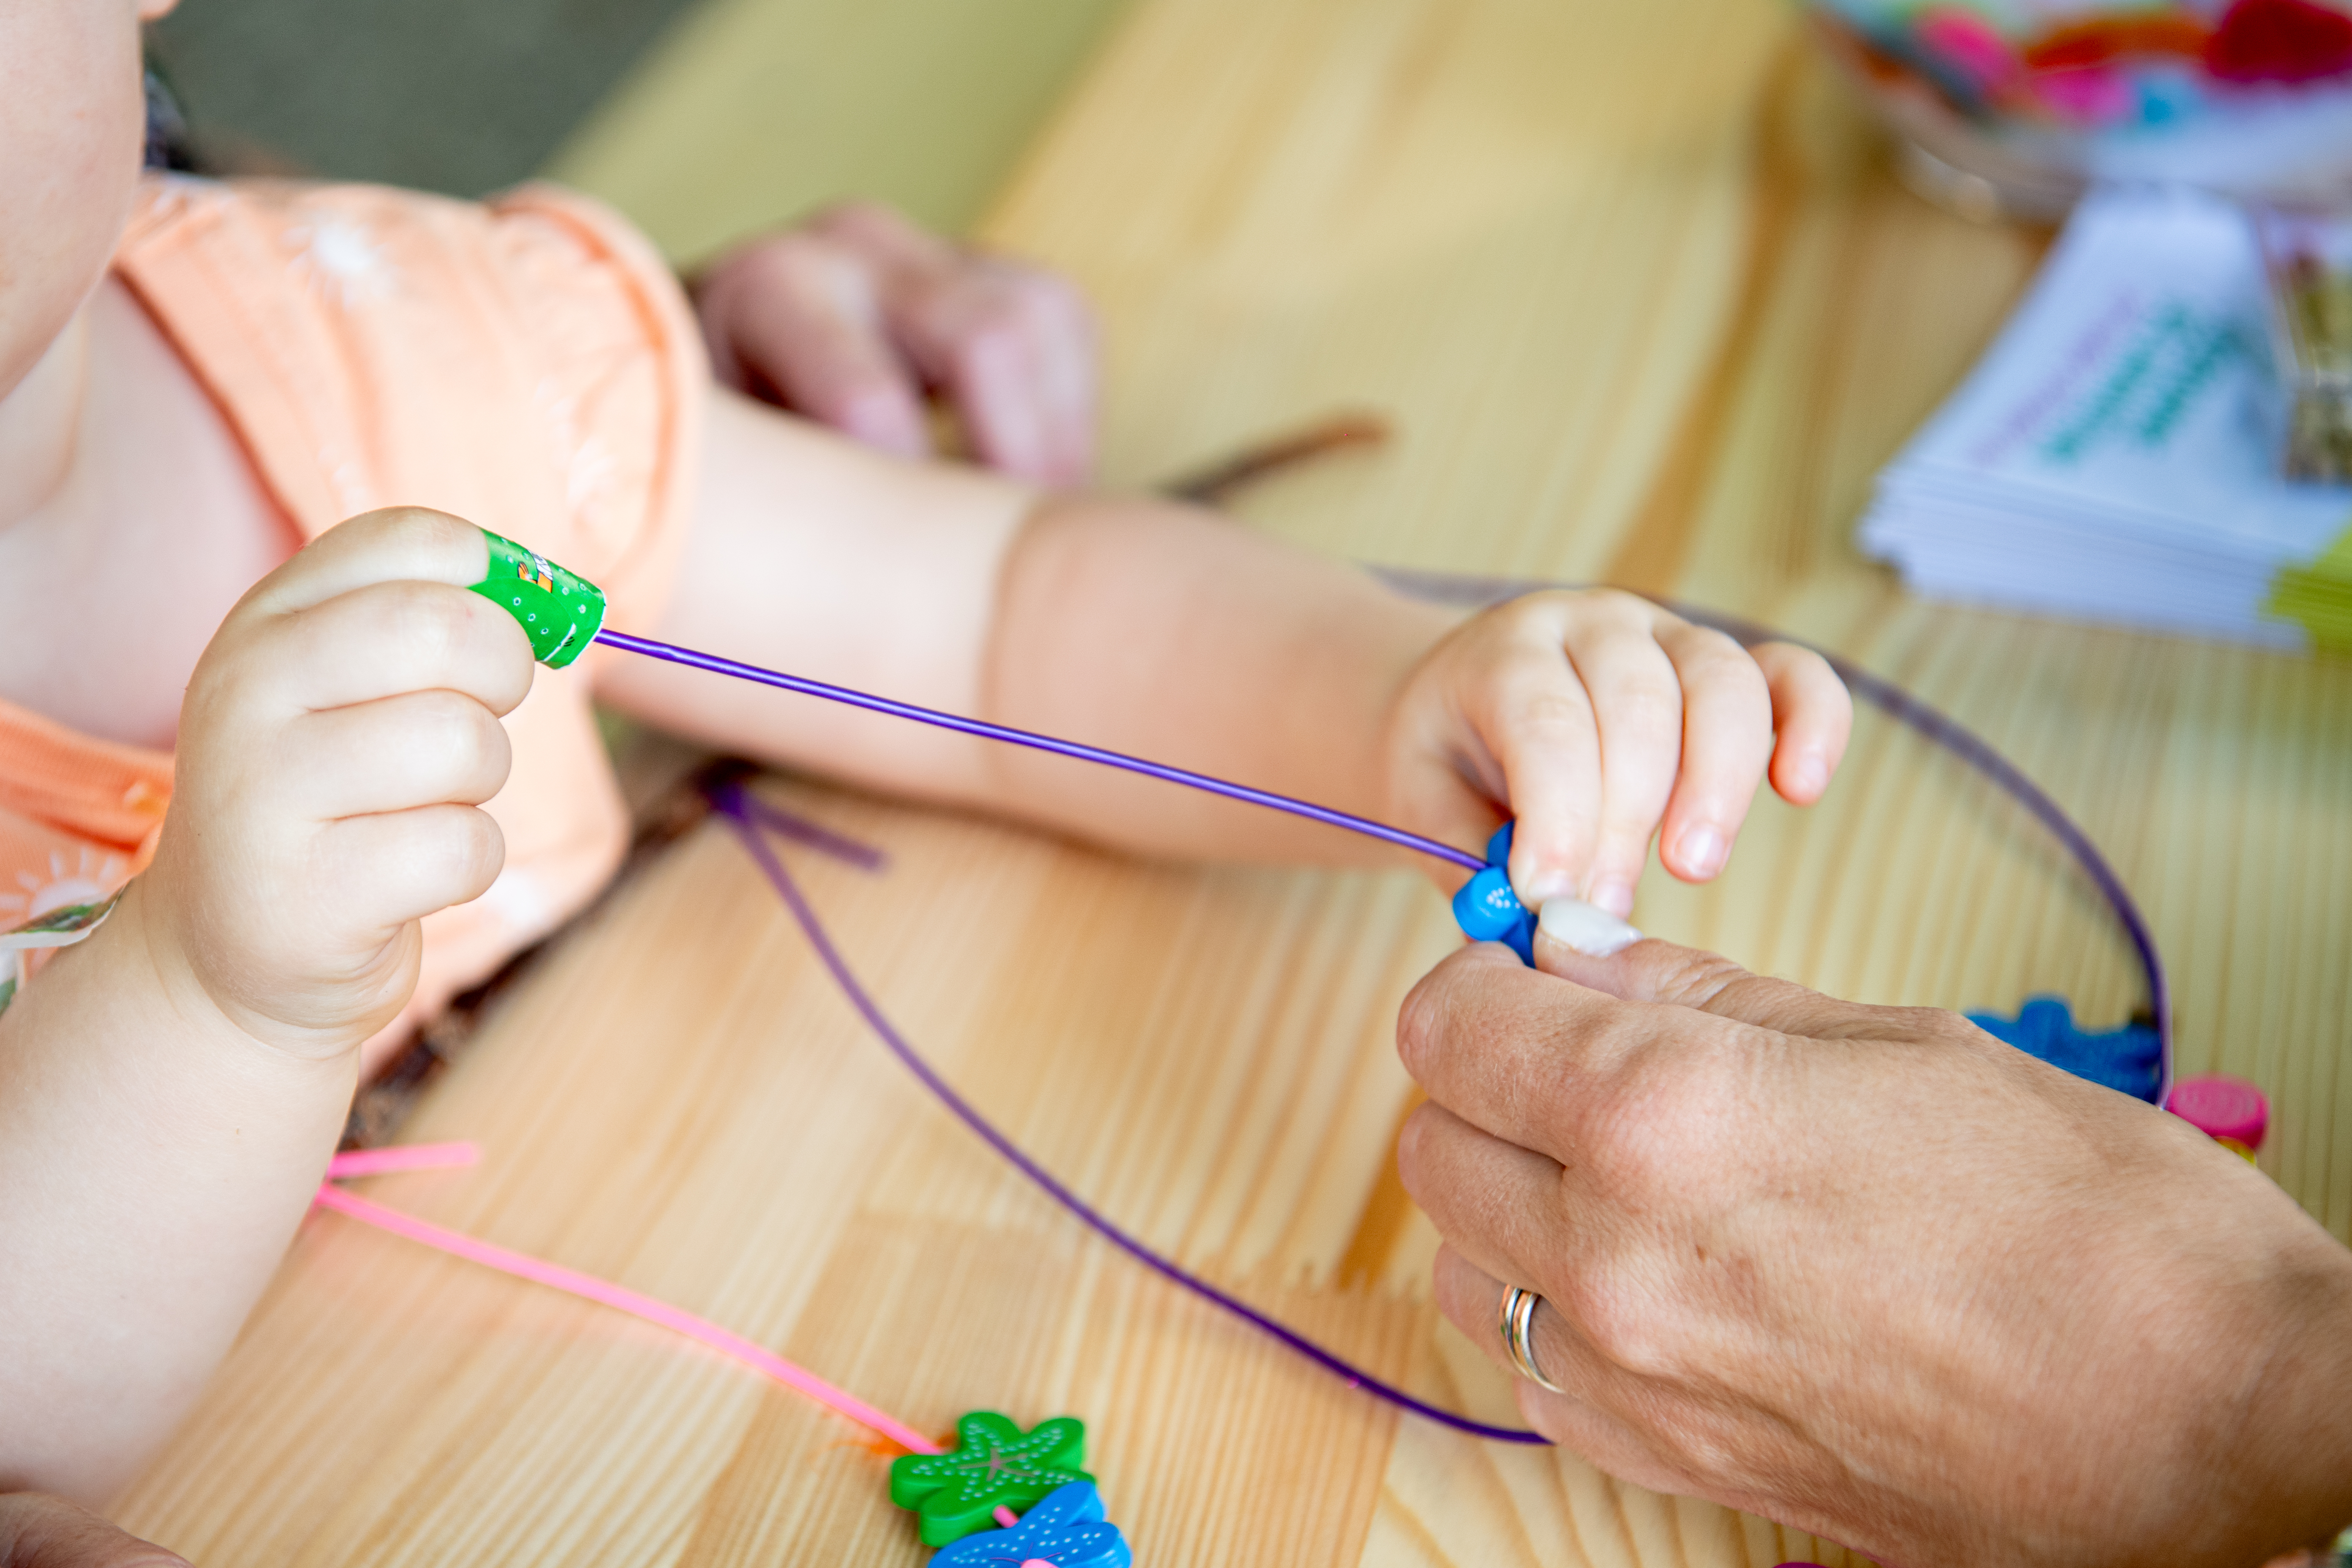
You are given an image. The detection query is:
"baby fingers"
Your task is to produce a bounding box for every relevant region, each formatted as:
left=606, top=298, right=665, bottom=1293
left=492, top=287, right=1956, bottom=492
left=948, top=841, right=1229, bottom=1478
left=232, top=577, right=536, bottom=721
left=1649, top=620, right=1775, bottom=885
left=313, top=803, right=507, bottom=934
left=1466, top=635, right=1603, bottom=909
left=1559, top=604, right=1697, bottom=915
left=1463, top=591, right=1822, bottom=912
left=1485, top=593, right=1773, bottom=913
left=1749, top=641, right=1852, bottom=805
left=280, top=689, right=514, bottom=822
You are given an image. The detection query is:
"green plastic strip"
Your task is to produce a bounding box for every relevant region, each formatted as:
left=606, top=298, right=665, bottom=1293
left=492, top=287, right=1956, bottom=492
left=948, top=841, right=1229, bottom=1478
left=2262, top=518, right=2352, bottom=653
left=468, top=531, right=607, bottom=668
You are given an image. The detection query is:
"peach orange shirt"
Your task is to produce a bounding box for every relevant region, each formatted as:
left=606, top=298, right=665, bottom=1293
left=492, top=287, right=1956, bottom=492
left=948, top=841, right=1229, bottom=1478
left=0, top=175, right=705, bottom=1048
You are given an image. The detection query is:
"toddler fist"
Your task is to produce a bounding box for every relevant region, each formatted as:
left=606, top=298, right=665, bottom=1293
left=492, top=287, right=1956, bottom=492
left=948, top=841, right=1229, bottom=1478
left=142, top=509, right=535, bottom=1057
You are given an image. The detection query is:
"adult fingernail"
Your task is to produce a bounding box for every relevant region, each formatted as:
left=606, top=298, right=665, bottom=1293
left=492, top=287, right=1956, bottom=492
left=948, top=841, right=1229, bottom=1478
left=1537, top=898, right=1642, bottom=957
left=1585, top=877, right=1636, bottom=919
left=1674, top=823, right=1726, bottom=878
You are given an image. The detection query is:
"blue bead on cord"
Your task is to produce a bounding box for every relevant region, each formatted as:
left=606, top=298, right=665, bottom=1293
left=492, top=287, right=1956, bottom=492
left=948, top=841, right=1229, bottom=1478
left=1450, top=822, right=1535, bottom=964
left=928, top=1481, right=1132, bottom=1568
left=1966, top=995, right=2163, bottom=1104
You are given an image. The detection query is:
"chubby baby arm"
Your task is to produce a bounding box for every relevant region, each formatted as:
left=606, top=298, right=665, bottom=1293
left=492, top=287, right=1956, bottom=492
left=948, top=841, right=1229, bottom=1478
left=0, top=509, right=532, bottom=1501
left=604, top=393, right=1847, bottom=884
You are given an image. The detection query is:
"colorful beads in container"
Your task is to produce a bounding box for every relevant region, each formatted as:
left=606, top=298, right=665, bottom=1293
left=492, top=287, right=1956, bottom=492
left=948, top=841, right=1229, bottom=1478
left=1804, top=0, right=2352, bottom=209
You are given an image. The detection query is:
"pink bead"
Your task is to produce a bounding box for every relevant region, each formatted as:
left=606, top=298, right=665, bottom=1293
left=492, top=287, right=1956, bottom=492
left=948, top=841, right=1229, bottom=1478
left=2034, top=64, right=2134, bottom=125
left=2168, top=1074, right=2269, bottom=1150
left=1915, top=6, right=2019, bottom=88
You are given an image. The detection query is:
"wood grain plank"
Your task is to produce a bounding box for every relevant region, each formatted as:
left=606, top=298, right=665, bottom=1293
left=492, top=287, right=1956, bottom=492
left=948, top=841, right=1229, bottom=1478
left=117, top=0, right=2352, bottom=1563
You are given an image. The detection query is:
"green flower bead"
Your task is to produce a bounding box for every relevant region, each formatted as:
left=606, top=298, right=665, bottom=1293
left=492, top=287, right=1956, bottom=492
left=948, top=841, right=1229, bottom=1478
left=889, top=1412, right=1091, bottom=1547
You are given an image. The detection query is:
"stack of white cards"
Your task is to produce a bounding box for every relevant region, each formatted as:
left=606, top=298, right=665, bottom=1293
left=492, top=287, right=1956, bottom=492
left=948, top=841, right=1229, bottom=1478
left=1858, top=188, right=2352, bottom=651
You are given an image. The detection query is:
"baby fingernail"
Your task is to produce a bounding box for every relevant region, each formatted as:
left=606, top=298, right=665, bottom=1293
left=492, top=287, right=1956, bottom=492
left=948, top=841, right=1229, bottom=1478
left=842, top=389, right=927, bottom=455
left=1788, top=753, right=1829, bottom=798
left=1586, top=878, right=1636, bottom=919
left=1538, top=898, right=1642, bottom=958
left=1519, top=867, right=1577, bottom=906
left=1675, top=824, right=1726, bottom=878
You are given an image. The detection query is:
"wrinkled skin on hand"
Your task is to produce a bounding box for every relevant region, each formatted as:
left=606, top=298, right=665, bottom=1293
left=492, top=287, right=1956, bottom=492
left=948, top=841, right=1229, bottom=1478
left=1396, top=932, right=2352, bottom=1568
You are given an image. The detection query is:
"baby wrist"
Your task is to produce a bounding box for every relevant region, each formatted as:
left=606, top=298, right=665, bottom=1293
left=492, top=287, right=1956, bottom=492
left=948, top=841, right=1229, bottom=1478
left=112, top=880, right=379, bottom=1068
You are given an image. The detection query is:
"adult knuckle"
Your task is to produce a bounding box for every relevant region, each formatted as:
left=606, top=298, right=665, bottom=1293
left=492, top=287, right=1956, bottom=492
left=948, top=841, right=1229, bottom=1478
left=1576, top=1093, right=1671, bottom=1193
left=1395, top=965, right=1459, bottom=1076
left=1901, top=1003, right=1986, bottom=1047
left=1577, top=1053, right=1731, bottom=1193
left=1645, top=950, right=1759, bottom=1013
left=1393, top=1103, right=1434, bottom=1183
left=1428, top=1248, right=1481, bottom=1323
left=1551, top=1269, right=1677, bottom=1379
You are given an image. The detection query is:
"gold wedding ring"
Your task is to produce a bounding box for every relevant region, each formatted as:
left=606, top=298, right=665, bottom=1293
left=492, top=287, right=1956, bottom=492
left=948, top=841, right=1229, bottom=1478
left=1498, top=1284, right=1567, bottom=1393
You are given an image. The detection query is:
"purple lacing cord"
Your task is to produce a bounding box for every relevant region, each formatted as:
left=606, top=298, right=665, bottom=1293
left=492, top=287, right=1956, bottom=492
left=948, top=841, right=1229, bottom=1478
left=1370, top=568, right=2173, bottom=1106
left=609, top=581, right=2169, bottom=1445
left=596, top=630, right=1486, bottom=876
left=605, top=595, right=2171, bottom=1102
left=709, top=781, right=1546, bottom=1444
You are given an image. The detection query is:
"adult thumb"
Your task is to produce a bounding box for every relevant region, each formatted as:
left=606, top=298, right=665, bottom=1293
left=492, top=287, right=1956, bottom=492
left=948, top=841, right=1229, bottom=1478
left=1532, top=909, right=1955, bottom=1046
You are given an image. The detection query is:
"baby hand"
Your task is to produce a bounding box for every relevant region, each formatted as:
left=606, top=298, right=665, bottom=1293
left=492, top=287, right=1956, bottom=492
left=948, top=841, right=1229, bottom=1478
left=1382, top=589, right=1850, bottom=917
left=692, top=201, right=1097, bottom=486
left=140, top=509, right=535, bottom=1058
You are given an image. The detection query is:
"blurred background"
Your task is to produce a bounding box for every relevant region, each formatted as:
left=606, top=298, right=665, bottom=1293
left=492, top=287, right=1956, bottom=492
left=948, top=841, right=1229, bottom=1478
left=146, top=0, right=1135, bottom=260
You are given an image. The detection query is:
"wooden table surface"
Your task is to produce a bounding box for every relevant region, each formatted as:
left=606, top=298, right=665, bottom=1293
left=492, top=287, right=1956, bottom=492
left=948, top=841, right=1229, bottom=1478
left=117, top=0, right=2352, bottom=1564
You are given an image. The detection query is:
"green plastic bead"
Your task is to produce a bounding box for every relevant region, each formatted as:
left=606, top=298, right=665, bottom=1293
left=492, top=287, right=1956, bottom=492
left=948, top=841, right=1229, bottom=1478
left=889, top=1411, right=1092, bottom=1547
left=467, top=529, right=606, bottom=668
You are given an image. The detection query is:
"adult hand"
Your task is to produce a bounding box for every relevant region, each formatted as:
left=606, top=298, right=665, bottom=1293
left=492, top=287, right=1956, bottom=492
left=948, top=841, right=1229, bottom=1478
left=1395, top=928, right=2352, bottom=1568
left=0, top=1495, right=185, bottom=1567
left=691, top=201, right=1097, bottom=486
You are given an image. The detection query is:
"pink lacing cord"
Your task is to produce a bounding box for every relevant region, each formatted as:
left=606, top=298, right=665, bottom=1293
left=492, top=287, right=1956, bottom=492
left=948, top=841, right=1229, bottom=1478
left=313, top=1144, right=953, bottom=1466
